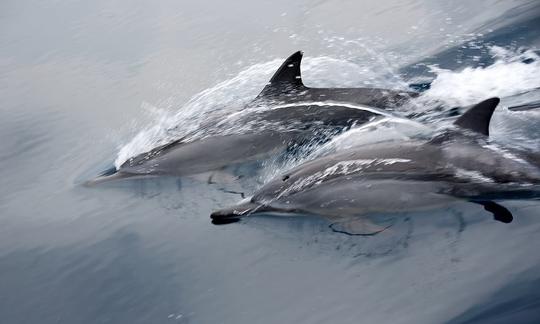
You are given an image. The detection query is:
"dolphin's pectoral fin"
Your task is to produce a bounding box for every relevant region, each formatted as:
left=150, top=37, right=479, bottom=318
left=329, top=218, right=393, bottom=236
left=472, top=200, right=514, bottom=223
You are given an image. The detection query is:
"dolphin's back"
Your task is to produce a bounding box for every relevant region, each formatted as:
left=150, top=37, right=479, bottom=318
left=304, top=87, right=416, bottom=108
left=259, top=87, right=416, bottom=109
left=252, top=103, right=384, bottom=129
left=255, top=51, right=417, bottom=109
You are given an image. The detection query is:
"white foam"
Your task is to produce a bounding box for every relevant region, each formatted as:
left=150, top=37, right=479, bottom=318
left=454, top=168, right=494, bottom=183
left=421, top=47, right=540, bottom=107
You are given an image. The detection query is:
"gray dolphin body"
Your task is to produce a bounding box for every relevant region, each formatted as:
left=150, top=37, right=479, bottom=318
left=89, top=51, right=416, bottom=184
left=211, top=98, right=540, bottom=226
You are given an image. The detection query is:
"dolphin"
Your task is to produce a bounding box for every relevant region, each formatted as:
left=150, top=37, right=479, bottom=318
left=88, top=51, right=417, bottom=185
left=211, top=97, right=540, bottom=230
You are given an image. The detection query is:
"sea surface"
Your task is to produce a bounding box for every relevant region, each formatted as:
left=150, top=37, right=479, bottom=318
left=1, top=1, right=540, bottom=323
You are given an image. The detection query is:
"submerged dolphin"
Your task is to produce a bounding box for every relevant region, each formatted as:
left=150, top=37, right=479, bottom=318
left=211, top=97, right=540, bottom=230
left=88, top=51, right=416, bottom=184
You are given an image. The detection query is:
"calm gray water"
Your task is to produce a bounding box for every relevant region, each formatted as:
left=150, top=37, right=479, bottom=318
left=1, top=1, right=540, bottom=323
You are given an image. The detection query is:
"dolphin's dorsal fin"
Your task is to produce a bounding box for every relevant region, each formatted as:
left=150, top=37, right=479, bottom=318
left=258, top=51, right=305, bottom=98
left=269, top=51, right=304, bottom=85
left=454, top=97, right=500, bottom=136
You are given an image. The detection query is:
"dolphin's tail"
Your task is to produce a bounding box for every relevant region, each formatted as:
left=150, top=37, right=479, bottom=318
left=83, top=167, right=138, bottom=186
left=211, top=201, right=273, bottom=224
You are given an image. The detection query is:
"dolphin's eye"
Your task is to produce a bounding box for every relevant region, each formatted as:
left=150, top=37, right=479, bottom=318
left=282, top=175, right=290, bottom=181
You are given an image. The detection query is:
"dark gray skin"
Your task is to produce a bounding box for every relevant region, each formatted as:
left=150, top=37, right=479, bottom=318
left=252, top=51, right=416, bottom=109
left=211, top=98, right=540, bottom=226
left=88, top=51, right=416, bottom=184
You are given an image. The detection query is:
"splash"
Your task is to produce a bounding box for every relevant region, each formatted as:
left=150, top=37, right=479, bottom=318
left=114, top=45, right=540, bottom=170
left=114, top=59, right=282, bottom=168
left=420, top=46, right=540, bottom=107
left=113, top=54, right=409, bottom=168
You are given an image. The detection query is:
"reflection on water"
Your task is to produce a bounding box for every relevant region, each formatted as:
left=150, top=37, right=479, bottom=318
left=1, top=0, right=540, bottom=323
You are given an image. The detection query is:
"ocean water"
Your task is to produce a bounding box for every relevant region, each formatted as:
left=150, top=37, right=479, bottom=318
left=1, top=1, right=540, bottom=323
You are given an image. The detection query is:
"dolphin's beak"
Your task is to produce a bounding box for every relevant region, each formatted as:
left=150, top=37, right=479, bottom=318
left=83, top=168, right=120, bottom=186
left=83, top=167, right=139, bottom=186
left=210, top=201, right=262, bottom=224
